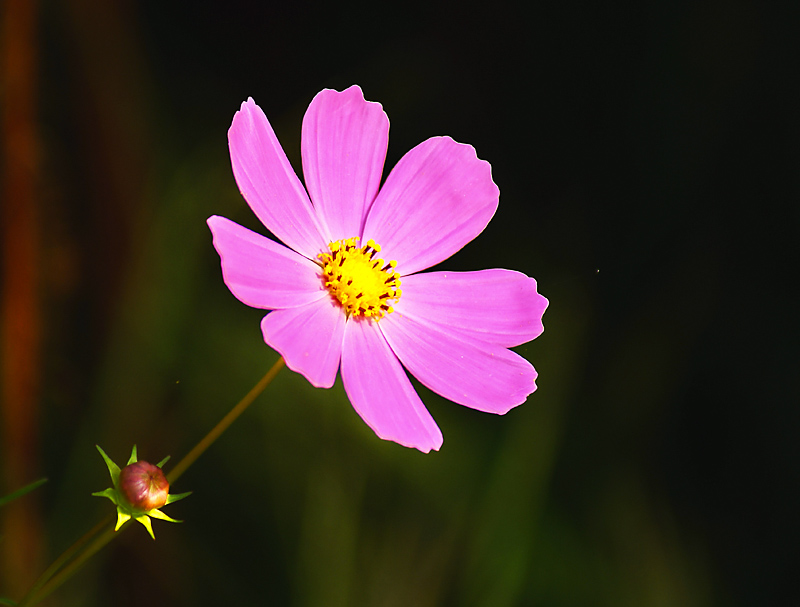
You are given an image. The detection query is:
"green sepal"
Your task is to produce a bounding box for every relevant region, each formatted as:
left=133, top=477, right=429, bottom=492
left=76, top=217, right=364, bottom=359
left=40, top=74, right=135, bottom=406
left=95, top=445, right=121, bottom=487
left=91, top=487, right=119, bottom=505
left=115, top=510, right=132, bottom=531
left=156, top=455, right=171, bottom=468
left=133, top=514, right=156, bottom=540
left=126, top=445, right=138, bottom=466
left=165, top=491, right=191, bottom=505
left=148, top=508, right=182, bottom=524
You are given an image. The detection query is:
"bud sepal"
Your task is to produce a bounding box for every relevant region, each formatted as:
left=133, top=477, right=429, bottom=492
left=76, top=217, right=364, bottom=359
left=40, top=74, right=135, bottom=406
left=92, top=445, right=190, bottom=539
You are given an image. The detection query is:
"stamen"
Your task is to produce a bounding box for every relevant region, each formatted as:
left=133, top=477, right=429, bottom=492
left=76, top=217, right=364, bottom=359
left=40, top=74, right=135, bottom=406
left=317, top=237, right=401, bottom=320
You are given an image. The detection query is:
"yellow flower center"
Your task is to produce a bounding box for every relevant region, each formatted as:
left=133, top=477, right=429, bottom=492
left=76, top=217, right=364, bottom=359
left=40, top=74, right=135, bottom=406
left=318, top=237, right=402, bottom=319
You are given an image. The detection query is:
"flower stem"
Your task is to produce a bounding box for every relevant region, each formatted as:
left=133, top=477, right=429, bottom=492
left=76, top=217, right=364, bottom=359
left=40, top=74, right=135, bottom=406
left=20, top=521, right=122, bottom=606
left=16, top=513, right=114, bottom=607
left=17, top=357, right=285, bottom=606
left=167, top=356, right=285, bottom=484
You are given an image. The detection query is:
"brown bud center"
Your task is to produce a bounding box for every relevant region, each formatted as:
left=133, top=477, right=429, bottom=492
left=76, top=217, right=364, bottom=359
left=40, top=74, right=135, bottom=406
left=119, top=460, right=169, bottom=511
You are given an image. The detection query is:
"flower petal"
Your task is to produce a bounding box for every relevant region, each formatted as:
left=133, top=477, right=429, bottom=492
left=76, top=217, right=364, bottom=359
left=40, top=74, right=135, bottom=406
left=229, top=98, right=328, bottom=259
left=301, top=85, right=389, bottom=242
left=341, top=318, right=443, bottom=452
left=208, top=215, right=326, bottom=310
left=380, top=312, right=537, bottom=414
left=261, top=297, right=345, bottom=389
left=363, top=136, right=499, bottom=274
left=396, top=270, right=548, bottom=347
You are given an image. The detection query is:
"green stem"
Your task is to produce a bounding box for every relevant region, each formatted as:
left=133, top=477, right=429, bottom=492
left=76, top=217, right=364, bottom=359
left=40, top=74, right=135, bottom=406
left=18, top=514, right=112, bottom=606
left=17, top=357, right=285, bottom=606
left=167, top=356, right=285, bottom=484
left=22, top=523, right=123, bottom=606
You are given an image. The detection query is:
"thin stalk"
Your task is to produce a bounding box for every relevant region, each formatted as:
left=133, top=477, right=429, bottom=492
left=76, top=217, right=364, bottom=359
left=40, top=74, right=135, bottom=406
left=168, top=356, right=284, bottom=484
left=21, top=524, right=122, bottom=606
left=18, top=514, right=112, bottom=606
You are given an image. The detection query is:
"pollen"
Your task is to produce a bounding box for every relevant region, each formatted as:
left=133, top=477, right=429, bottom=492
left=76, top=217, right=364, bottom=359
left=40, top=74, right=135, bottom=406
left=318, top=237, right=402, bottom=319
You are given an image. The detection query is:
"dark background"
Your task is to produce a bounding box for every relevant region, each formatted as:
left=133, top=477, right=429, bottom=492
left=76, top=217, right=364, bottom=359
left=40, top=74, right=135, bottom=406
left=2, top=0, right=798, bottom=605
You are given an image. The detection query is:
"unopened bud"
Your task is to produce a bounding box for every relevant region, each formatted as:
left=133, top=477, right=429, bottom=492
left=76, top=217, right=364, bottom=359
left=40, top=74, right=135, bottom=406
left=119, top=460, right=169, bottom=511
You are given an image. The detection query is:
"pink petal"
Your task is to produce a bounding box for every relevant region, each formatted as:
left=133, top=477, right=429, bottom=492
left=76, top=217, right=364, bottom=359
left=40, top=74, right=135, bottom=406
left=208, top=215, right=327, bottom=310
left=301, top=85, right=389, bottom=242
left=229, top=98, right=328, bottom=259
left=341, top=318, right=443, bottom=452
left=261, top=296, right=345, bottom=389
left=363, top=137, right=499, bottom=275
left=380, top=312, right=537, bottom=414
left=396, top=270, right=548, bottom=348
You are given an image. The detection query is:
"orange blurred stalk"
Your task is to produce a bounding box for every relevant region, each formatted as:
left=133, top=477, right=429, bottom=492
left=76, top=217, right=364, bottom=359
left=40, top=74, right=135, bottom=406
left=1, top=0, right=44, bottom=598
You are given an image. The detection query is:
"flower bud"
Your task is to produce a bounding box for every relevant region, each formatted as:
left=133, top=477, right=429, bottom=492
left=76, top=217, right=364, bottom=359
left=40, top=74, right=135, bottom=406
left=119, top=460, right=169, bottom=511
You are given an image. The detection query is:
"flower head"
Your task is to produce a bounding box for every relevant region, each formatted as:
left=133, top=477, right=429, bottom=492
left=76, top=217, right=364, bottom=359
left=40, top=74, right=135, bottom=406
left=208, top=85, right=548, bottom=452
left=93, top=445, right=190, bottom=539
left=119, top=460, right=170, bottom=511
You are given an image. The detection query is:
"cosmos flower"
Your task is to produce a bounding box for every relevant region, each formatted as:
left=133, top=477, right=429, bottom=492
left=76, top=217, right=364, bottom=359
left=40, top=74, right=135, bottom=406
left=93, top=445, right=190, bottom=539
left=208, top=85, right=548, bottom=452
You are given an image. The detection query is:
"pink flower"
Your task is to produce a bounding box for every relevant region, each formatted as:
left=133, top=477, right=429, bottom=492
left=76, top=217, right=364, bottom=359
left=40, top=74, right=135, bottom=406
left=208, top=85, right=548, bottom=452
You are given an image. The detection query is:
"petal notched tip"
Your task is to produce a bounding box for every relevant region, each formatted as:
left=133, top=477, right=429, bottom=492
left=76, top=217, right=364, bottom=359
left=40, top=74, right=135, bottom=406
left=313, top=84, right=384, bottom=112
left=229, top=98, right=263, bottom=139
